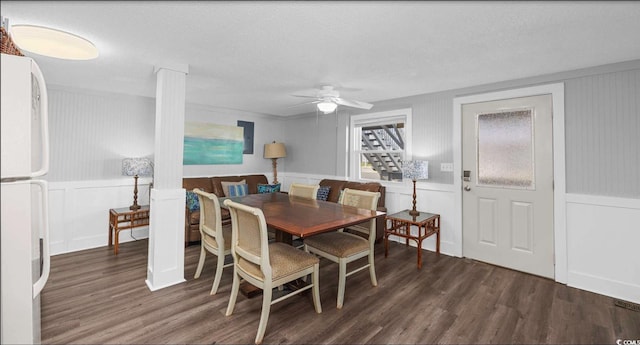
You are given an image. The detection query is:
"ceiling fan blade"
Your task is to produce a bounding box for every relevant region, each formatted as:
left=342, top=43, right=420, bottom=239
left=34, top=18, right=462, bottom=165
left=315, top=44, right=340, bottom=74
left=286, top=100, right=321, bottom=108
left=291, top=94, right=320, bottom=99
left=313, top=83, right=362, bottom=93
left=333, top=97, right=373, bottom=110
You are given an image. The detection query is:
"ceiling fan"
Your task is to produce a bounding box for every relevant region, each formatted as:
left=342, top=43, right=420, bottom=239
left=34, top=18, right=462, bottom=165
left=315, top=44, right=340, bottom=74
left=290, top=85, right=373, bottom=114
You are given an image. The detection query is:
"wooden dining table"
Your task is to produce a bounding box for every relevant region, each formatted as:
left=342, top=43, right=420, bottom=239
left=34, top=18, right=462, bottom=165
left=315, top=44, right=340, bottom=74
left=220, top=192, right=385, bottom=244
left=220, top=192, right=385, bottom=297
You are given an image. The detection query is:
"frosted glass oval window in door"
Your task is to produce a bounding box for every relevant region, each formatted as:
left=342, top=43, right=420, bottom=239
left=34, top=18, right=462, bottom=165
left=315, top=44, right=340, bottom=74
left=476, top=109, right=534, bottom=189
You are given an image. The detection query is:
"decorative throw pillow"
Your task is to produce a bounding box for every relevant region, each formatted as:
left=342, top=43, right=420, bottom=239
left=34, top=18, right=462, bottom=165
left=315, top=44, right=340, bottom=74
left=185, top=191, right=200, bottom=211
left=227, top=184, right=249, bottom=197
left=316, top=185, right=331, bottom=201
left=258, top=183, right=281, bottom=194
left=221, top=180, right=246, bottom=197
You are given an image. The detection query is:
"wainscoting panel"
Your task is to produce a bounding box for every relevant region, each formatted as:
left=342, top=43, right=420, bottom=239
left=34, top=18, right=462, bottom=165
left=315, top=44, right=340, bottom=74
left=385, top=182, right=456, bottom=255
left=279, top=173, right=328, bottom=193
left=566, top=194, right=640, bottom=303
left=48, top=178, right=152, bottom=255
left=49, top=174, right=639, bottom=303
left=47, top=188, right=67, bottom=255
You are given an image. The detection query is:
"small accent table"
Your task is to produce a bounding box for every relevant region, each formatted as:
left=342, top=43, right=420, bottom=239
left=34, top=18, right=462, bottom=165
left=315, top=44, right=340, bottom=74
left=384, top=209, right=440, bottom=269
left=108, top=205, right=150, bottom=255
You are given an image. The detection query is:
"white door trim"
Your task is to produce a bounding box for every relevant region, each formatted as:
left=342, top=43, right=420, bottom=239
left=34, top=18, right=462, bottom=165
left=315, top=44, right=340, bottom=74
left=452, top=83, right=567, bottom=283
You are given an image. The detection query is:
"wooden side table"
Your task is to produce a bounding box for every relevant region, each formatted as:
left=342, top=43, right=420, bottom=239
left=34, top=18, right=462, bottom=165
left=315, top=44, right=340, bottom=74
left=384, top=209, right=440, bottom=269
left=108, top=205, right=150, bottom=255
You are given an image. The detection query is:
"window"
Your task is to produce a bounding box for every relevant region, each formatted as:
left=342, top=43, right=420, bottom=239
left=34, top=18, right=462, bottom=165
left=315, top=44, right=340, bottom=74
left=350, top=109, right=412, bottom=181
left=477, top=109, right=535, bottom=189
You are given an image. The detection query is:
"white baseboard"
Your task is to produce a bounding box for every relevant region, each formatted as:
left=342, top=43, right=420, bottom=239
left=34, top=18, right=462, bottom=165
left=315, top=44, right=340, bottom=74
left=385, top=236, right=457, bottom=258
left=53, top=227, right=149, bottom=255
left=568, top=270, right=640, bottom=304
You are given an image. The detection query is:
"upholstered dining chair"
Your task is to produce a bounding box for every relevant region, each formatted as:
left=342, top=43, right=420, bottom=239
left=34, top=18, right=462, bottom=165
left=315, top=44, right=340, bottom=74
left=193, top=189, right=233, bottom=295
left=304, top=188, right=380, bottom=309
left=287, top=183, right=320, bottom=248
left=223, top=199, right=322, bottom=345
left=288, top=183, right=320, bottom=199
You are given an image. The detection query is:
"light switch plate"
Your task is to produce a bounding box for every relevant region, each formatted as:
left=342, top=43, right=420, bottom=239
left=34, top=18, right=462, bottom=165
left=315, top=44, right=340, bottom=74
left=440, top=163, right=453, bottom=172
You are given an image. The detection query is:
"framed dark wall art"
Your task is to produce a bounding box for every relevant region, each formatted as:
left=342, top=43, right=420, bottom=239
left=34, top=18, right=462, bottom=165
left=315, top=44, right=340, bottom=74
left=237, top=120, right=254, bottom=154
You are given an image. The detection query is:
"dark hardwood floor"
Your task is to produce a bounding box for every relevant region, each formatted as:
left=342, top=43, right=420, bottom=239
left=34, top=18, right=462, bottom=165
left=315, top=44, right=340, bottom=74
left=41, top=239, right=639, bottom=344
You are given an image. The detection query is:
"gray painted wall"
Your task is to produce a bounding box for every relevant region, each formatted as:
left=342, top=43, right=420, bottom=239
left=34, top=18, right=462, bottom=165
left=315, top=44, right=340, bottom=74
left=47, top=60, right=640, bottom=198
left=564, top=68, right=639, bottom=198
left=47, top=86, right=285, bottom=182
left=284, top=91, right=456, bottom=183
left=283, top=60, right=640, bottom=198
left=283, top=111, right=348, bottom=177
left=47, top=86, right=156, bottom=182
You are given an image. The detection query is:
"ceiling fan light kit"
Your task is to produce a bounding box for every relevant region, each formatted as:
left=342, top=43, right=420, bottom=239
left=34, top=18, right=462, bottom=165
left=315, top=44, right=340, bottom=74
left=291, top=85, right=373, bottom=114
left=317, top=100, right=337, bottom=114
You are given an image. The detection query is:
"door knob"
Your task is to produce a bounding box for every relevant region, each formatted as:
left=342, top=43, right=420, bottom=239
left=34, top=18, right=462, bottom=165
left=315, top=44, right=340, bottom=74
left=464, top=185, right=471, bottom=191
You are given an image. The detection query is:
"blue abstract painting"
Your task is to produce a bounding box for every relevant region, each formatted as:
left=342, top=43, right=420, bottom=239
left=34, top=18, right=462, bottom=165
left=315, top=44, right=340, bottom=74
left=183, top=122, right=244, bottom=165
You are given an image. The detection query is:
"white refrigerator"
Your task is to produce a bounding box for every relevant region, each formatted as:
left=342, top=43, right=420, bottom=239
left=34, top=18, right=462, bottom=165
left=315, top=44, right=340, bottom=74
left=1, top=53, right=51, bottom=344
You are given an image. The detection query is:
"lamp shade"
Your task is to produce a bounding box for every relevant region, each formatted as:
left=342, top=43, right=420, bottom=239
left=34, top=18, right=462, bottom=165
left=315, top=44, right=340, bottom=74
left=122, top=158, right=153, bottom=176
left=402, top=160, right=429, bottom=181
left=264, top=142, right=287, bottom=159
left=317, top=101, right=337, bottom=114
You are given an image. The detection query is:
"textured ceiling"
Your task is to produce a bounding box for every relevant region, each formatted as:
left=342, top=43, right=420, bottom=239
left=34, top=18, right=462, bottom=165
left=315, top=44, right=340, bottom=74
left=2, top=1, right=640, bottom=116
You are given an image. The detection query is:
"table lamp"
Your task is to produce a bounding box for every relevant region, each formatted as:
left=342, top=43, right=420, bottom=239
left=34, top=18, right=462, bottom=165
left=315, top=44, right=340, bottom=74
left=122, top=157, right=153, bottom=210
left=264, top=141, right=286, bottom=184
left=402, top=160, right=429, bottom=217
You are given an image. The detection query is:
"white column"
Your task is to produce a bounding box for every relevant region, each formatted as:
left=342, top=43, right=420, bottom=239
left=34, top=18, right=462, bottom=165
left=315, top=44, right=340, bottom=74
left=146, top=64, right=189, bottom=291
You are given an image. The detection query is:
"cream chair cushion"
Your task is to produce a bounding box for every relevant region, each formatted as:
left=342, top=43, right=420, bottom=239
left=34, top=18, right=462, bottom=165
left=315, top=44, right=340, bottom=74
left=238, top=242, right=319, bottom=281
left=302, top=232, right=368, bottom=258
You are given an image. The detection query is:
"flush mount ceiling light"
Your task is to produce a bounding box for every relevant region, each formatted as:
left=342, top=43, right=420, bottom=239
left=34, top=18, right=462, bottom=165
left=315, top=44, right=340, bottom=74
left=317, top=100, right=338, bottom=114
left=10, top=24, right=98, bottom=60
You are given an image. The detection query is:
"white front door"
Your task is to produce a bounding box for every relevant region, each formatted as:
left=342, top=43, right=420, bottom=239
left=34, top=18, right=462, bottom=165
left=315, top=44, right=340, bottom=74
left=462, top=94, right=554, bottom=278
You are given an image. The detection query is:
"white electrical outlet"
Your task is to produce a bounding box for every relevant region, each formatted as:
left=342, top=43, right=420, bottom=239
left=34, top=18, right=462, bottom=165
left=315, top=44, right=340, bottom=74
left=440, top=163, right=453, bottom=172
